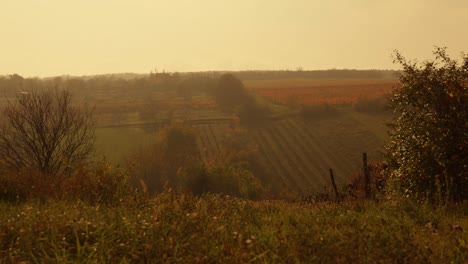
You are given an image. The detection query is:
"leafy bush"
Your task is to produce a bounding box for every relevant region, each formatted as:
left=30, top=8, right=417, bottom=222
left=345, top=162, right=388, bottom=200
left=130, top=124, right=199, bottom=194
left=61, top=161, right=135, bottom=205
left=180, top=165, right=265, bottom=200
left=0, top=161, right=135, bottom=205
left=235, top=102, right=270, bottom=126
left=386, top=47, right=467, bottom=202
left=0, top=169, right=60, bottom=202
left=212, top=73, right=270, bottom=126
left=212, top=74, right=255, bottom=113
left=211, top=127, right=276, bottom=192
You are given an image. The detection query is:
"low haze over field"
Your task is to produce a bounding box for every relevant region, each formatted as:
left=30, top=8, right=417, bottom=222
left=0, top=1, right=466, bottom=262
left=1, top=0, right=467, bottom=77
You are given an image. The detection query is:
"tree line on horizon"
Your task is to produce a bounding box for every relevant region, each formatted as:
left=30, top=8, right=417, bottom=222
left=0, top=69, right=399, bottom=97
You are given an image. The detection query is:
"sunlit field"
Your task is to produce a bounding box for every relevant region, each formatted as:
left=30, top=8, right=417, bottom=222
left=95, top=128, right=157, bottom=164
left=0, top=69, right=465, bottom=263
left=245, top=78, right=398, bottom=105
left=1, top=0, right=467, bottom=262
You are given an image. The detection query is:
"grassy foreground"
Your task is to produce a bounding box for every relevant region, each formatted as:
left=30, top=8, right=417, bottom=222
left=0, top=193, right=466, bottom=263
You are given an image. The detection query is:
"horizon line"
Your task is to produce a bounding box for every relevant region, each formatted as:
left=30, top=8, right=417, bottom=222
left=1, top=68, right=401, bottom=79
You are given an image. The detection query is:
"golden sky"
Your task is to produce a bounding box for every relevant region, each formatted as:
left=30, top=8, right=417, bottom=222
left=1, top=0, right=467, bottom=77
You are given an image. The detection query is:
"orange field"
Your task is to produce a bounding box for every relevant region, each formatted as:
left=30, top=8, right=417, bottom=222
left=244, top=78, right=399, bottom=105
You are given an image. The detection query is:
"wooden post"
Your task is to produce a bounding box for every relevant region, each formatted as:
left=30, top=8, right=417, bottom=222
left=363, top=152, right=371, bottom=199
left=329, top=168, right=340, bottom=201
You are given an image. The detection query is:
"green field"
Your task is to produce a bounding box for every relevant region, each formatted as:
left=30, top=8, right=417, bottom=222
left=95, top=127, right=158, bottom=164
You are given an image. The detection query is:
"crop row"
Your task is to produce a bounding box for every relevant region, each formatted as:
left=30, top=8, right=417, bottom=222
left=193, top=118, right=364, bottom=194
left=251, top=119, right=357, bottom=193
left=193, top=123, right=227, bottom=163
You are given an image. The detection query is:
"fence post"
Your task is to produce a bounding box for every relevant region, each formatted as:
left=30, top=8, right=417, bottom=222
left=329, top=168, right=340, bottom=201
left=363, top=152, right=371, bottom=199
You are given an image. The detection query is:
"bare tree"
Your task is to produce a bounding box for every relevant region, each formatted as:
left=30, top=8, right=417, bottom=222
left=0, top=89, right=95, bottom=176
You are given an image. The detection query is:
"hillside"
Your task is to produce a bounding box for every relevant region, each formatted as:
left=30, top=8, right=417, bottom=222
left=1, top=73, right=395, bottom=195
left=0, top=70, right=466, bottom=263
left=193, top=112, right=386, bottom=194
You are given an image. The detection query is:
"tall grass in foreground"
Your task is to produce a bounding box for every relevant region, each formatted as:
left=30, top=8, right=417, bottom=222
left=0, top=193, right=465, bottom=263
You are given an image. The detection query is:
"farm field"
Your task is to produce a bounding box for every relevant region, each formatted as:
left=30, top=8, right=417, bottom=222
left=88, top=76, right=395, bottom=193
left=193, top=111, right=384, bottom=194
left=1, top=75, right=394, bottom=195
left=244, top=78, right=398, bottom=106
left=339, top=108, right=394, bottom=142
left=95, top=127, right=159, bottom=164
left=4, top=75, right=464, bottom=262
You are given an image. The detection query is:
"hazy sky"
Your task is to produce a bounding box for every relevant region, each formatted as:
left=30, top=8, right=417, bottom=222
left=1, top=0, right=467, bottom=77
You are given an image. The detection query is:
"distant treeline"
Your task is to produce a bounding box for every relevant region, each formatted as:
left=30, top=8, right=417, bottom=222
left=0, top=69, right=399, bottom=98
left=225, top=69, right=400, bottom=80
left=173, top=69, right=399, bottom=80
left=0, top=72, right=214, bottom=100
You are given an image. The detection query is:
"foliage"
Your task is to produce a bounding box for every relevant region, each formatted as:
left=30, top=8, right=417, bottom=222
left=0, top=193, right=465, bottom=262
left=0, top=160, right=135, bottom=205
left=0, top=169, right=59, bottom=202
left=386, top=48, right=467, bottom=201
left=0, top=89, right=95, bottom=177
left=209, top=126, right=273, bottom=193
left=130, top=124, right=199, bottom=193
left=216, top=127, right=261, bottom=168
left=131, top=124, right=267, bottom=199
left=61, top=160, right=135, bottom=205
left=180, top=165, right=265, bottom=200
left=212, top=73, right=271, bottom=126
left=235, top=102, right=270, bottom=126
left=176, top=75, right=217, bottom=99
left=212, top=73, right=255, bottom=113
left=345, top=162, right=388, bottom=200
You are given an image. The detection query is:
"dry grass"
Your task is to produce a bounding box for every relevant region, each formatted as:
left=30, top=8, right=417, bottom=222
left=0, top=193, right=465, bottom=263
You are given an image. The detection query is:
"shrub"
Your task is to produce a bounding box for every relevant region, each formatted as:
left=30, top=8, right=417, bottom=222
left=212, top=74, right=254, bottom=113
left=61, top=161, right=134, bottom=205
left=0, top=169, right=60, bottom=202
left=235, top=102, right=270, bottom=126
left=345, top=162, right=388, bottom=200
left=386, top=47, right=467, bottom=202
left=130, top=124, right=199, bottom=194
left=0, top=161, right=135, bottom=205
left=180, top=165, right=265, bottom=200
